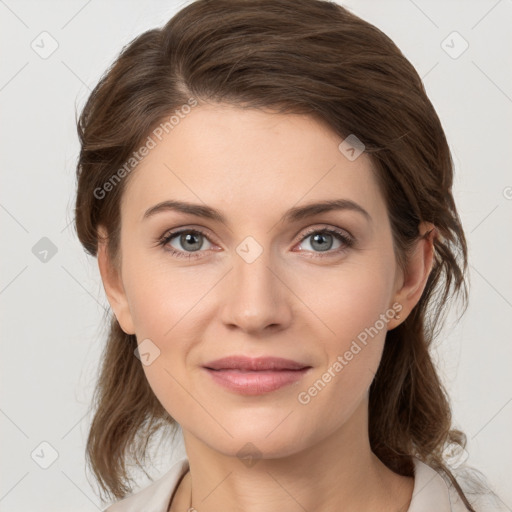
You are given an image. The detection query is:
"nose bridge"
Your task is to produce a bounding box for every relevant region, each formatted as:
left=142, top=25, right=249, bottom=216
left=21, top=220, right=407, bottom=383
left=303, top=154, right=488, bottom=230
left=220, top=238, right=291, bottom=333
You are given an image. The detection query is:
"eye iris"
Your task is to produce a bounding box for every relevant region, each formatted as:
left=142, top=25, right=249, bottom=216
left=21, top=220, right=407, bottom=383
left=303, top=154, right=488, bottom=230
left=181, top=232, right=202, bottom=251
left=311, top=232, right=333, bottom=252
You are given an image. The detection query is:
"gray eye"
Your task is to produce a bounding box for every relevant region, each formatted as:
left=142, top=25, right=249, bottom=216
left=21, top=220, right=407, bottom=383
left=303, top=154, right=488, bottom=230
left=169, top=231, right=212, bottom=252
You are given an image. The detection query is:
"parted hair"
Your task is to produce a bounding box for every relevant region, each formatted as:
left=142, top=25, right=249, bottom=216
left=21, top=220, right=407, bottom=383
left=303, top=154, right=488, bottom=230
left=74, top=0, right=487, bottom=508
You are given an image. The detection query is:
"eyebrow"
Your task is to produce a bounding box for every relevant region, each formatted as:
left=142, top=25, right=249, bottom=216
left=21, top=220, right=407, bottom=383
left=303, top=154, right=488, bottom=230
left=142, top=198, right=371, bottom=225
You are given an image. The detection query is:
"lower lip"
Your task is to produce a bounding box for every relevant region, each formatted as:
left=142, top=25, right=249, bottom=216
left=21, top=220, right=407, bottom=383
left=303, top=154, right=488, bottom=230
left=203, top=368, right=310, bottom=395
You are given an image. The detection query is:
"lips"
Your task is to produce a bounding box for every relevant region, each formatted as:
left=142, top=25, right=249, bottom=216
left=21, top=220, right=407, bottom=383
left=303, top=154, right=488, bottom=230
left=202, top=356, right=312, bottom=395
left=203, top=356, right=310, bottom=372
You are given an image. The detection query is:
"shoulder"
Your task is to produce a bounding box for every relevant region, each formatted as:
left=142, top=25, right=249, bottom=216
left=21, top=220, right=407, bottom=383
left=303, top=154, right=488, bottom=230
left=411, top=457, right=509, bottom=512
left=410, top=457, right=468, bottom=511
left=102, top=457, right=189, bottom=512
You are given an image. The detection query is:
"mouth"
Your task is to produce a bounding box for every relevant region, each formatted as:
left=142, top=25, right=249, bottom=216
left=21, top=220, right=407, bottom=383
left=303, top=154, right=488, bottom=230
left=202, top=356, right=312, bottom=395
left=203, top=355, right=310, bottom=371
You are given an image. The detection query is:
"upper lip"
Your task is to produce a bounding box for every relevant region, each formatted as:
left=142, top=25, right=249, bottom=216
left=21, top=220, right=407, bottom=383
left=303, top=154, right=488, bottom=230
left=203, top=356, right=310, bottom=371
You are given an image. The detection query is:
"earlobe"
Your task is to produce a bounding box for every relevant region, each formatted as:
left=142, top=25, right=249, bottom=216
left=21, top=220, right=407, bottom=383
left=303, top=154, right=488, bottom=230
left=389, top=222, right=436, bottom=327
left=97, top=225, right=136, bottom=335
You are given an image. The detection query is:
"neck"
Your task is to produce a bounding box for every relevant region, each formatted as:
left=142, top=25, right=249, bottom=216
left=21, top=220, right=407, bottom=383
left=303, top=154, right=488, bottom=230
left=170, top=400, right=413, bottom=512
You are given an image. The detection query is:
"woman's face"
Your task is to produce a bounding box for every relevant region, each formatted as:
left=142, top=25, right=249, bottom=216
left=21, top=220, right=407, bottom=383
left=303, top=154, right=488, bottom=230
left=102, top=103, right=410, bottom=459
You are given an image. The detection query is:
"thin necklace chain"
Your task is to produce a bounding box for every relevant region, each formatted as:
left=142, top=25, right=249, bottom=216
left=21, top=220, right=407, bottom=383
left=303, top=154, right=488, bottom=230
left=186, top=469, right=193, bottom=512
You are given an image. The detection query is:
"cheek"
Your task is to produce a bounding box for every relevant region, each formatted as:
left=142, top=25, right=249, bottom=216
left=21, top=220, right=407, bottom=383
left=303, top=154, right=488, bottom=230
left=121, top=262, right=219, bottom=420
left=291, top=256, right=395, bottom=407
left=293, top=255, right=396, bottom=342
left=123, top=254, right=218, bottom=337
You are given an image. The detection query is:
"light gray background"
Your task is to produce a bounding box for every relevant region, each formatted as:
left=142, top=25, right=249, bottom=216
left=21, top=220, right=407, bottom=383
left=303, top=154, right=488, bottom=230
left=1, top=0, right=511, bottom=510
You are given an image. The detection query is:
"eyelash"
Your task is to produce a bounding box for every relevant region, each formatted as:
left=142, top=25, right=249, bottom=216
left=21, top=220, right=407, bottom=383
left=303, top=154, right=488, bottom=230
left=156, top=226, right=355, bottom=260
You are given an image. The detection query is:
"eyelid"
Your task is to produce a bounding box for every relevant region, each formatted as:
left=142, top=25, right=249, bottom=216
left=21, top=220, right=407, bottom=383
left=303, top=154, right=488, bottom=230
left=157, top=223, right=355, bottom=259
left=291, top=224, right=354, bottom=245
left=158, top=223, right=353, bottom=243
left=158, top=225, right=220, bottom=245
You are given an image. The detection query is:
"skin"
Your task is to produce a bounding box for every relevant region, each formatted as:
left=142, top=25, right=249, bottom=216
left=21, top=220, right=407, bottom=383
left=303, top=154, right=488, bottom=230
left=98, top=103, right=435, bottom=512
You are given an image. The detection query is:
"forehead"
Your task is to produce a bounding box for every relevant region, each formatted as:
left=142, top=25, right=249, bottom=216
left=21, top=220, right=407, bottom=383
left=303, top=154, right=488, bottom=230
left=120, top=104, right=385, bottom=226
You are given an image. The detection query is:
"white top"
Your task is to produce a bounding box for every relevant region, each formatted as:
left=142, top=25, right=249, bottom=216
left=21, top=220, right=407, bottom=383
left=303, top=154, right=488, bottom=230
left=102, top=456, right=505, bottom=512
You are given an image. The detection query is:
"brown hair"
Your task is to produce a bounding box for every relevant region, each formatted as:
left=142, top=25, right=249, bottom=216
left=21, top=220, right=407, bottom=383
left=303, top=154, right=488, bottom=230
left=74, top=0, right=487, bottom=508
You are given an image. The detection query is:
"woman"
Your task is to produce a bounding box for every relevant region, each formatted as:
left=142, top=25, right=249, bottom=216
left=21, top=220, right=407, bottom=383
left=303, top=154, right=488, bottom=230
left=74, top=0, right=506, bottom=510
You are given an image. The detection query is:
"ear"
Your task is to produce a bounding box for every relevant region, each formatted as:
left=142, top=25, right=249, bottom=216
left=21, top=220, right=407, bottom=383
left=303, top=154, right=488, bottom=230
left=389, top=222, right=436, bottom=329
left=97, top=225, right=136, bottom=335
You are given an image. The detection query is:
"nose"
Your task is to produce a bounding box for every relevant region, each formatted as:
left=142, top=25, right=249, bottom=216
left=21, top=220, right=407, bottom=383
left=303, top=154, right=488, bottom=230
left=220, top=248, right=293, bottom=335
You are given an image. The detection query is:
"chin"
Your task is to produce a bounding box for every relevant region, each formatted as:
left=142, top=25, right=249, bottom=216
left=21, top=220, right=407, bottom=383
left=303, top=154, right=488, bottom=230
left=202, top=424, right=314, bottom=461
